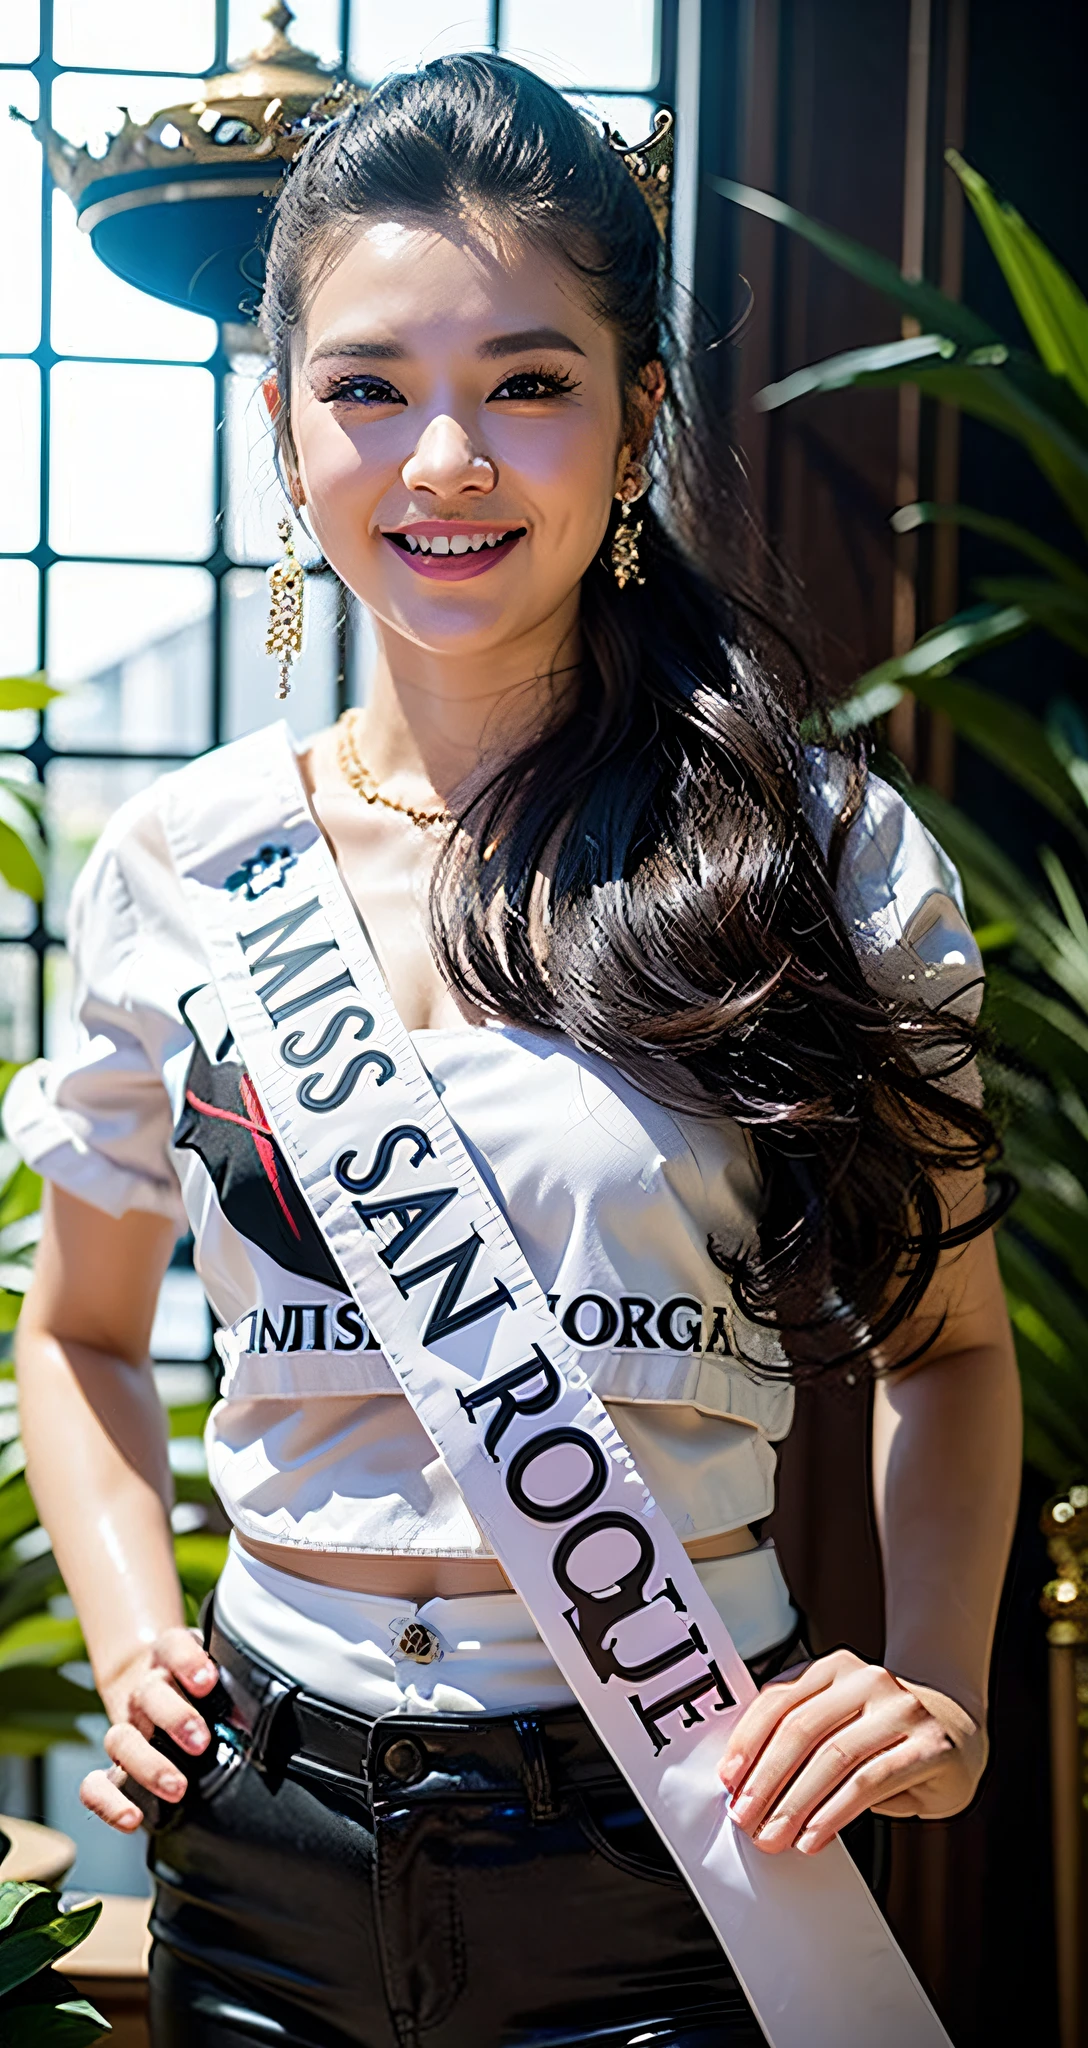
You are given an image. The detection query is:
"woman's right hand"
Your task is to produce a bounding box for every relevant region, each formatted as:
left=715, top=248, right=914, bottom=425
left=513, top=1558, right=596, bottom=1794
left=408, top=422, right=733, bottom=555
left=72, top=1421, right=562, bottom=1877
left=80, top=1628, right=220, bottom=1833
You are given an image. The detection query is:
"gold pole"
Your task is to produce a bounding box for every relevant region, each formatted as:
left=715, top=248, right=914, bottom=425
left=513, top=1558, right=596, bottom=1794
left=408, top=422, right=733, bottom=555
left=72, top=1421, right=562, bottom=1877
left=1042, top=1488, right=1088, bottom=2048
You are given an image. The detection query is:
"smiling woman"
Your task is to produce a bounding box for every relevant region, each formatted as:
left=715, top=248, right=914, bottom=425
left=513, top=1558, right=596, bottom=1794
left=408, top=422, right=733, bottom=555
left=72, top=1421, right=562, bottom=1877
left=7, top=50, right=1021, bottom=2048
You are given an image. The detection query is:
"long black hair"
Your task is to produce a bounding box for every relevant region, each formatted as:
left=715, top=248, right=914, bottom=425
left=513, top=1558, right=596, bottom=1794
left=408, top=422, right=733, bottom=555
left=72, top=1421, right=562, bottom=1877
left=262, top=53, right=1005, bottom=1380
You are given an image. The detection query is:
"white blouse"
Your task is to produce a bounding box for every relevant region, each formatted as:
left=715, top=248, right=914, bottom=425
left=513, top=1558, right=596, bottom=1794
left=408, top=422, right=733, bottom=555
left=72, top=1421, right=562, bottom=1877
left=5, top=730, right=982, bottom=1572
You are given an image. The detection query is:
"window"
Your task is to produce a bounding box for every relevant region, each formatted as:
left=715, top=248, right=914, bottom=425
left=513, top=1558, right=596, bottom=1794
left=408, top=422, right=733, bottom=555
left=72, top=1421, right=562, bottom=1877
left=1, top=0, right=673, bottom=1064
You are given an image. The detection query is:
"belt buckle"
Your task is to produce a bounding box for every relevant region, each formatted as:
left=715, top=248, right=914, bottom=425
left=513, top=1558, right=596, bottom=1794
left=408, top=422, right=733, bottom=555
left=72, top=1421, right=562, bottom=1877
left=392, top=1620, right=443, bottom=1665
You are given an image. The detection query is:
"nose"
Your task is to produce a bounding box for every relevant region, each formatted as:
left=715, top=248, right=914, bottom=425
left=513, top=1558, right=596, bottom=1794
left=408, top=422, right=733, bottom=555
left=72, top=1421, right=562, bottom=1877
left=401, top=414, right=496, bottom=499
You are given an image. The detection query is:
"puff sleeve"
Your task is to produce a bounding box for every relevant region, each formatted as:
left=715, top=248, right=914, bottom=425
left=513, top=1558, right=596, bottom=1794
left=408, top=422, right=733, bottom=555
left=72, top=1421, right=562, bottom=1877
left=803, top=749, right=984, bottom=1029
left=3, top=815, right=187, bottom=1228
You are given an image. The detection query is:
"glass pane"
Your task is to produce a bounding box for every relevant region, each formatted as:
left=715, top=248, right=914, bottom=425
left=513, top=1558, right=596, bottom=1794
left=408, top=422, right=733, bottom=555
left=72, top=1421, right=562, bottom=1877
left=47, top=564, right=214, bottom=754
left=51, top=192, right=217, bottom=363
left=349, top=2, right=491, bottom=82
left=50, top=362, right=216, bottom=562
left=0, top=10, right=40, bottom=61
left=51, top=74, right=206, bottom=162
left=224, top=565, right=338, bottom=744
left=0, top=758, right=38, bottom=938
left=0, top=561, right=40, bottom=678
left=0, top=75, right=41, bottom=352
left=224, top=362, right=292, bottom=565
left=0, top=561, right=41, bottom=755
left=44, top=943, right=74, bottom=1062
left=500, top=0, right=658, bottom=90
left=45, top=758, right=173, bottom=939
left=0, top=946, right=38, bottom=1063
left=0, top=362, right=40, bottom=554
left=229, top=0, right=342, bottom=69
left=52, top=0, right=216, bottom=72
left=566, top=93, right=658, bottom=147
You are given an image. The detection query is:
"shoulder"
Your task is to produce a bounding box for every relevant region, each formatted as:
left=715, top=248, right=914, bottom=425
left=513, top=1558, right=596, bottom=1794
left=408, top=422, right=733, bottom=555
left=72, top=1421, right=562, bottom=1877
left=801, top=747, right=983, bottom=1017
left=68, top=723, right=304, bottom=955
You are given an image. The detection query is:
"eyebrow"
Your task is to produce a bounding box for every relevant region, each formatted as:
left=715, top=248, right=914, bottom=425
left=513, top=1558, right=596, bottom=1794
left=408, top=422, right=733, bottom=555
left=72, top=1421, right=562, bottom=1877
left=307, top=325, right=586, bottom=368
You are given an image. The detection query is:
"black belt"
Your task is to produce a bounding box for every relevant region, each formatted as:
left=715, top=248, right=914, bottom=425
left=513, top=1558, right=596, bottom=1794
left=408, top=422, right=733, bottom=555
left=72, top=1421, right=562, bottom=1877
left=126, top=1606, right=808, bottom=1828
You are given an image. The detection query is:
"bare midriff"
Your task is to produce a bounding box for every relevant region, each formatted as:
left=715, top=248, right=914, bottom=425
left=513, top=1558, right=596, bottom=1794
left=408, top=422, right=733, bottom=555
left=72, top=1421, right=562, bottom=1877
left=237, top=1526, right=758, bottom=1604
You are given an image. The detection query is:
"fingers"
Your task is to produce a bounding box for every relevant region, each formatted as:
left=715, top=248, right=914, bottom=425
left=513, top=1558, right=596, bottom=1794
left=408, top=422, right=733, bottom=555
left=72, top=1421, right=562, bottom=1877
left=138, top=1672, right=211, bottom=1757
left=80, top=1765, right=145, bottom=1835
left=104, top=1719, right=188, bottom=1805
left=154, top=1626, right=218, bottom=1698
left=720, top=1649, right=955, bottom=1856
left=719, top=1649, right=861, bottom=1792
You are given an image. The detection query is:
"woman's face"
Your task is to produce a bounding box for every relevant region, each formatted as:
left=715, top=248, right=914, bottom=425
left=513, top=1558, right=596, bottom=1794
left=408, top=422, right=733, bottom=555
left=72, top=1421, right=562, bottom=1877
left=279, top=218, right=629, bottom=663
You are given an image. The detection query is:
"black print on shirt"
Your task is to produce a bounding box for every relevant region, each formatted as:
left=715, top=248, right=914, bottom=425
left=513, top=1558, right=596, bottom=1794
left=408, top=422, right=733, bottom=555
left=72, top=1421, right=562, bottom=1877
left=173, top=987, right=346, bottom=1293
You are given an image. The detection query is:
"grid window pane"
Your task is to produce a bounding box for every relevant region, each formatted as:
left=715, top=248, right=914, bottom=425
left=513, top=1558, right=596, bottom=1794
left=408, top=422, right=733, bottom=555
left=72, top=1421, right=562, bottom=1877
left=501, top=0, right=659, bottom=90
left=0, top=560, right=40, bottom=678
left=51, top=74, right=206, bottom=160
left=349, top=2, right=491, bottom=82
left=0, top=10, right=40, bottom=63
left=52, top=1, right=216, bottom=73
left=45, top=758, right=174, bottom=939
left=44, top=944, right=74, bottom=1063
left=50, top=362, right=216, bottom=561
left=46, top=564, right=214, bottom=754
left=0, top=74, right=41, bottom=352
left=51, top=192, right=217, bottom=364
left=0, top=361, right=40, bottom=553
left=225, top=363, right=291, bottom=566
left=228, top=0, right=342, bottom=69
left=566, top=93, right=659, bottom=145
left=0, top=946, right=38, bottom=1062
left=224, top=565, right=338, bottom=744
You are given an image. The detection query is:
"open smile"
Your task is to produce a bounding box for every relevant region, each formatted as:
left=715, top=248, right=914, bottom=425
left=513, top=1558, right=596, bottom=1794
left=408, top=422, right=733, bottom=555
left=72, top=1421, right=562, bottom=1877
left=381, top=523, right=527, bottom=581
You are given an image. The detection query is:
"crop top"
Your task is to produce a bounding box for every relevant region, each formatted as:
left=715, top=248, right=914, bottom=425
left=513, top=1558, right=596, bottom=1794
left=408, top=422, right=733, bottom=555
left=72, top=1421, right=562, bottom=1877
left=4, top=727, right=983, bottom=1560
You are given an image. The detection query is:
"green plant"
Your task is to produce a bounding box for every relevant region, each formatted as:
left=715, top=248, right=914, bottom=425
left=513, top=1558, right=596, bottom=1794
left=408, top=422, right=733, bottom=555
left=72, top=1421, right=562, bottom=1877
left=715, top=157, right=1088, bottom=1481
left=0, top=1851, right=108, bottom=2044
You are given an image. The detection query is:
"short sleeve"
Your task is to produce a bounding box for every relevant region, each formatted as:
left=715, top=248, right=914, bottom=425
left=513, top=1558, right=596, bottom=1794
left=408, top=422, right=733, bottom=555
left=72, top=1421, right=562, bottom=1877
left=803, top=749, right=984, bottom=1025
left=2, top=819, right=186, bottom=1228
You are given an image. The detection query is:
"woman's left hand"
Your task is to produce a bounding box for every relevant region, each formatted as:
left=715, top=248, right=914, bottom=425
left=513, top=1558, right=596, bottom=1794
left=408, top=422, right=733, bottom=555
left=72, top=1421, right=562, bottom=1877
left=719, top=1648, right=985, bottom=1856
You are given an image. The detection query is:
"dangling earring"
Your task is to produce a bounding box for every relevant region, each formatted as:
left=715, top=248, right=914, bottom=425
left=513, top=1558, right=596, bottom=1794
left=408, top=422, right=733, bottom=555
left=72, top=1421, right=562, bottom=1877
left=611, top=462, right=650, bottom=590
left=266, top=516, right=304, bottom=699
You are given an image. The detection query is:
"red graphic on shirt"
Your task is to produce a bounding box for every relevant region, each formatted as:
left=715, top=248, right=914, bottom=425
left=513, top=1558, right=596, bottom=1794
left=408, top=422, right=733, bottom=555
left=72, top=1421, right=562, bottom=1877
left=183, top=1074, right=301, bottom=1242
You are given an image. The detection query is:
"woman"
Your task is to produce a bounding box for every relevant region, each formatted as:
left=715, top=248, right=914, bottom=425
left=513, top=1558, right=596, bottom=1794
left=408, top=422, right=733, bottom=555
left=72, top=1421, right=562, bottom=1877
left=10, top=55, right=1020, bottom=2048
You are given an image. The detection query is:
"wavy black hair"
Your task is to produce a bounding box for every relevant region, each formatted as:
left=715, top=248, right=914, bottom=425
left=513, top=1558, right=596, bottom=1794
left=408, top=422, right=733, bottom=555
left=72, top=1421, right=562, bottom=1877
left=261, top=53, right=1006, bottom=1380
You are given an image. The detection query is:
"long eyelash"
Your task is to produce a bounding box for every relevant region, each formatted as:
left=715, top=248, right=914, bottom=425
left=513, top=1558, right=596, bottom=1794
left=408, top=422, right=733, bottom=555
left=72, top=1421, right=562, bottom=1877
left=323, top=375, right=405, bottom=405
left=492, top=365, right=580, bottom=398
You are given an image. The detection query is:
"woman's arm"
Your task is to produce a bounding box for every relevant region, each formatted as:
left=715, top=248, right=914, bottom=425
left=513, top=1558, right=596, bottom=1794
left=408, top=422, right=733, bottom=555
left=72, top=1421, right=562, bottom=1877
left=719, top=1210, right=1021, bottom=1854
left=17, top=1184, right=219, bottom=1831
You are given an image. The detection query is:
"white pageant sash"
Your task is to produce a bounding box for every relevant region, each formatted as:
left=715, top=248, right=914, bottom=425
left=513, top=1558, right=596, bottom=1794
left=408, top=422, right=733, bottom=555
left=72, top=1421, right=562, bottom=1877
left=165, top=726, right=952, bottom=2048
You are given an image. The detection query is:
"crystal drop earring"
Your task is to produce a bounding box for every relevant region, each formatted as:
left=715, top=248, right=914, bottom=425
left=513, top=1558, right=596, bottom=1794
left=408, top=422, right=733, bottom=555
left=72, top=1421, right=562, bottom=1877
left=611, top=462, right=650, bottom=590
left=265, top=515, right=304, bottom=699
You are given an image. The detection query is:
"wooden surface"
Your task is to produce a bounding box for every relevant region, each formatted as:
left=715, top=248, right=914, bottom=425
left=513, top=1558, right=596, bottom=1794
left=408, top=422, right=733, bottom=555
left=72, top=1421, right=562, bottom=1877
left=0, top=1813, right=76, bottom=1886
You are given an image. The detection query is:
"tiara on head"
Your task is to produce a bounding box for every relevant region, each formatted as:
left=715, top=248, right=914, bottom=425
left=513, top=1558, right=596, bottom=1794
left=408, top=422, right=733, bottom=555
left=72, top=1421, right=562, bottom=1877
left=603, top=107, right=674, bottom=240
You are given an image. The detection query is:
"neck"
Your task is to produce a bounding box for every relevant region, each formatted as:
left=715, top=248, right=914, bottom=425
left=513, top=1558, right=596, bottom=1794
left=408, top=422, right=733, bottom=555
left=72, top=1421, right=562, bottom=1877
left=356, top=597, right=581, bottom=797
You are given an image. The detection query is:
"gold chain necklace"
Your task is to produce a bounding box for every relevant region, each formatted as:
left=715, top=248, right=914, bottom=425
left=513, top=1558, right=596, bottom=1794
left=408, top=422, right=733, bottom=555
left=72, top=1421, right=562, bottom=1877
left=336, top=711, right=451, bottom=831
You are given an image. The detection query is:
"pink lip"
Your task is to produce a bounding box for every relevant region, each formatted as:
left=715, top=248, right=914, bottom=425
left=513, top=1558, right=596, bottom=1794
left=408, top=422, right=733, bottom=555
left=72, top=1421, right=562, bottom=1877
left=380, top=525, right=526, bottom=581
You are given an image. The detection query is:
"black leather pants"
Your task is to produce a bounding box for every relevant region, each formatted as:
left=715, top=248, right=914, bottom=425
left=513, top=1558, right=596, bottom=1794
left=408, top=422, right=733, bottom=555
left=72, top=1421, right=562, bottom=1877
left=145, top=1615, right=786, bottom=2048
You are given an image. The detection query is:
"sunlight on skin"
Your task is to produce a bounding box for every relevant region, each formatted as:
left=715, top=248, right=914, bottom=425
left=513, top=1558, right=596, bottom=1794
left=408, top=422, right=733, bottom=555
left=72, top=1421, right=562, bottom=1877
left=264, top=216, right=643, bottom=788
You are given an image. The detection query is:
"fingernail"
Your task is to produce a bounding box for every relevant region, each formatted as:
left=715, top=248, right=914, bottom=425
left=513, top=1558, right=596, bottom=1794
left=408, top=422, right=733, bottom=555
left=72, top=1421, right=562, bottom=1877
left=118, top=1810, right=140, bottom=1830
left=182, top=1718, right=208, bottom=1751
left=719, top=1754, right=744, bottom=1786
left=159, top=1771, right=185, bottom=1798
left=757, top=1817, right=788, bottom=1842
left=731, top=1792, right=754, bottom=1821
left=797, top=1831, right=819, bottom=1854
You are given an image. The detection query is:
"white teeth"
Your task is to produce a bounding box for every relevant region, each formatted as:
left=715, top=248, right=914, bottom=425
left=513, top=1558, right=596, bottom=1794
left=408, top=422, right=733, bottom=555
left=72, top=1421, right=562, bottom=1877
left=416, top=535, right=431, bottom=552
left=405, top=534, right=419, bottom=552
left=469, top=535, right=485, bottom=551
left=449, top=535, right=470, bottom=555
left=485, top=534, right=497, bottom=547
left=430, top=535, right=450, bottom=555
